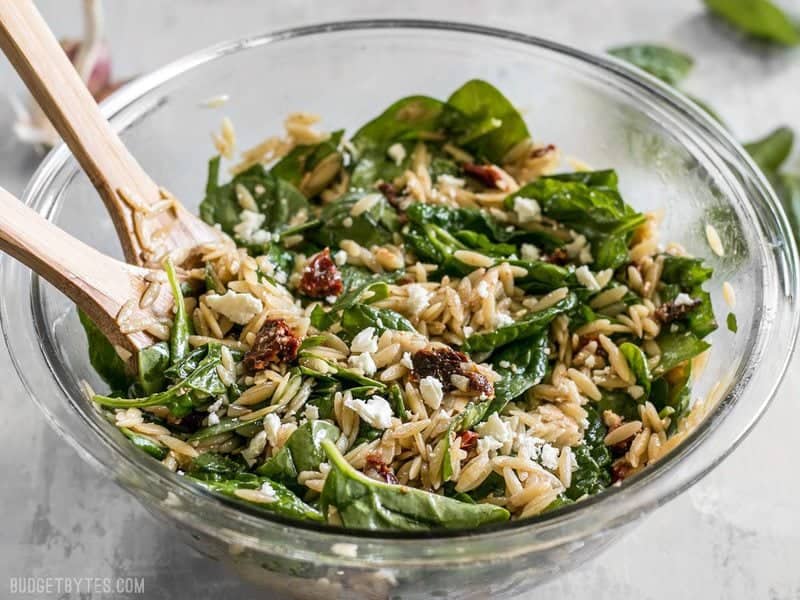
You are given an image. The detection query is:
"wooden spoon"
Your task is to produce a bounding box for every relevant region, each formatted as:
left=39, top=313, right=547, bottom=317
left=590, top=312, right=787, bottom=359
left=0, top=185, right=174, bottom=362
left=0, top=0, right=227, bottom=267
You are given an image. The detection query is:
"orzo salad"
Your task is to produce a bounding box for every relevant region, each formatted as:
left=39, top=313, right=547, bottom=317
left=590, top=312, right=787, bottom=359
left=83, top=80, right=720, bottom=531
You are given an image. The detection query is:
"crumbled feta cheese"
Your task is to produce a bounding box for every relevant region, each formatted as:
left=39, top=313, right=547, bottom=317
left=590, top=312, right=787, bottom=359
left=521, top=243, right=540, bottom=261
left=333, top=249, right=348, bottom=266
left=344, top=395, right=393, bottom=429
left=207, top=397, right=224, bottom=413
left=627, top=385, right=644, bottom=400
left=540, top=443, right=559, bottom=469
left=204, top=290, right=263, bottom=325
left=494, top=312, right=514, bottom=328
left=274, top=270, right=288, bottom=284
left=515, top=433, right=545, bottom=460
left=476, top=413, right=513, bottom=444
left=673, top=292, right=695, bottom=307
left=348, top=352, right=377, bottom=376
left=419, top=376, right=444, bottom=409
left=498, top=360, right=511, bottom=369
left=233, top=210, right=272, bottom=244
left=565, top=233, right=588, bottom=257
left=387, top=142, right=407, bottom=166
left=513, top=197, right=541, bottom=223
left=342, top=216, right=354, bottom=228
left=207, top=412, right=220, bottom=426
left=406, top=284, right=433, bottom=315
left=303, top=404, right=319, bottom=422
left=463, top=325, right=474, bottom=337
left=575, top=265, right=601, bottom=291
left=259, top=481, right=276, bottom=498
left=477, top=435, right=503, bottom=455
left=325, top=295, right=338, bottom=304
left=263, top=413, right=281, bottom=447
left=400, top=351, right=414, bottom=370
left=350, top=327, right=378, bottom=354
left=476, top=280, right=490, bottom=299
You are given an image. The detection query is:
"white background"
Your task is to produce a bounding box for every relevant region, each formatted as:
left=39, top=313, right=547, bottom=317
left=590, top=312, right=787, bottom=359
left=0, top=1, right=798, bottom=598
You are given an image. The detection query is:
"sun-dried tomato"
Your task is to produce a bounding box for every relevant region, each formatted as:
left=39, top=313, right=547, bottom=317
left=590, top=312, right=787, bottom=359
left=243, top=319, right=300, bottom=372
left=611, top=459, right=634, bottom=483
left=457, top=430, right=480, bottom=451
left=299, top=248, right=343, bottom=299
left=531, top=143, right=557, bottom=158
left=654, top=298, right=701, bottom=324
left=543, top=248, right=569, bottom=265
left=365, top=453, right=398, bottom=485
left=462, top=162, right=503, bottom=188
left=411, top=347, right=494, bottom=398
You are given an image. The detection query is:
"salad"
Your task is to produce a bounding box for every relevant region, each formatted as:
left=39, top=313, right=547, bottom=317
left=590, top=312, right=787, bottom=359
left=82, top=80, right=718, bottom=531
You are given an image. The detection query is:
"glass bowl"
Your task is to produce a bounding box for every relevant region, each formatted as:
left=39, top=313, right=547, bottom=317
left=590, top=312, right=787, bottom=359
left=1, top=20, right=797, bottom=600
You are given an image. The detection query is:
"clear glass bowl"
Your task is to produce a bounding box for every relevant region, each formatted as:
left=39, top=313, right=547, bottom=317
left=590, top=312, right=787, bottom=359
left=1, top=20, right=797, bottom=599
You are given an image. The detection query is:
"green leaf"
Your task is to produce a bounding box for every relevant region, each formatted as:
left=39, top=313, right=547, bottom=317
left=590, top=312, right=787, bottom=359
left=136, top=342, right=170, bottom=395
left=320, top=440, right=509, bottom=530
left=120, top=427, right=167, bottom=460
left=596, top=390, right=641, bottom=421
left=463, top=292, right=577, bottom=353
left=775, top=173, right=800, bottom=241
left=78, top=309, right=131, bottom=390
left=565, top=407, right=611, bottom=500
left=340, top=304, right=415, bottom=339
left=310, top=192, right=399, bottom=249
left=311, top=268, right=399, bottom=332
left=687, top=288, right=718, bottom=338
left=704, top=0, right=800, bottom=46
left=271, top=130, right=344, bottom=197
left=660, top=255, right=714, bottom=288
left=489, top=332, right=549, bottom=412
left=257, top=420, right=340, bottom=482
left=744, top=126, right=795, bottom=172
left=187, top=452, right=245, bottom=481
left=164, top=257, right=191, bottom=366
left=653, top=331, right=710, bottom=376
left=608, top=44, right=695, bottom=86
left=727, top=312, right=739, bottom=333
left=545, top=169, right=619, bottom=190
left=193, top=474, right=324, bottom=522
left=444, top=80, right=530, bottom=162
left=619, top=342, right=652, bottom=398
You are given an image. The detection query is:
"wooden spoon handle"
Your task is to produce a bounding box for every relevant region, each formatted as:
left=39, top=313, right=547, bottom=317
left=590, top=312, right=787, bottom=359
left=0, top=0, right=159, bottom=263
left=0, top=186, right=155, bottom=352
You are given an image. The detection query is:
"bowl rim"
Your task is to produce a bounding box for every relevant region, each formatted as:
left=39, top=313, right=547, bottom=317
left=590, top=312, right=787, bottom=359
left=3, top=18, right=798, bottom=553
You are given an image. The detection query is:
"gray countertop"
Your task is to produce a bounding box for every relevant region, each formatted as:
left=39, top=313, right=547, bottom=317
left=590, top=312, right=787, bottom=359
left=1, top=1, right=798, bottom=598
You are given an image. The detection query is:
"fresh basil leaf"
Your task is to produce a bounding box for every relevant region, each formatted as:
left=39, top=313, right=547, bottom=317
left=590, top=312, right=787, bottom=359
left=193, top=474, right=324, bottom=522
left=463, top=293, right=577, bottom=353
left=619, top=342, right=652, bottom=399
left=320, top=440, right=509, bottom=530
left=744, top=126, right=795, bottom=172
left=704, top=0, right=800, bottom=46
left=609, top=44, right=695, bottom=86
left=78, top=309, right=131, bottom=391
left=444, top=80, right=530, bottom=162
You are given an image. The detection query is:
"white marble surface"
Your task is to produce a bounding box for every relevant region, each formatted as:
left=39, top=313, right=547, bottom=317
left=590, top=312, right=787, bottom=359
left=1, top=1, right=799, bottom=598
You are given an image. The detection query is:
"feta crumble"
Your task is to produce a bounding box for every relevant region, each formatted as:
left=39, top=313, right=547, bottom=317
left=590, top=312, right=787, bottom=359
left=333, top=249, right=348, bottom=266
left=476, top=413, right=513, bottom=444
left=494, top=312, right=514, bottom=328
left=204, top=290, right=263, bottom=325
left=400, top=351, right=414, bottom=370
left=406, top=284, right=433, bottom=315
left=477, top=435, right=503, bottom=455
left=263, top=413, right=281, bottom=447
left=521, top=243, right=540, bottom=261
left=233, top=209, right=272, bottom=244
left=419, top=376, right=444, bottom=409
left=539, top=444, right=559, bottom=470
left=673, top=292, right=695, bottom=307
left=350, top=327, right=379, bottom=354
left=348, top=352, right=377, bottom=376
left=207, top=412, right=220, bottom=426
left=513, top=197, right=541, bottom=223
left=344, top=395, right=394, bottom=429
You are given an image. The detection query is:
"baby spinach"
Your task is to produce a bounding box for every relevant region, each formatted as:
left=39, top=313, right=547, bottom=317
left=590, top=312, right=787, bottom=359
left=687, top=288, right=718, bottom=339
left=311, top=268, right=398, bottom=332
left=299, top=351, right=386, bottom=390
left=596, top=390, right=641, bottom=421
left=653, top=331, right=710, bottom=376
left=271, top=130, right=344, bottom=196
left=164, top=257, right=191, bottom=366
left=257, top=421, right=340, bottom=483
left=92, top=343, right=227, bottom=417
left=310, top=192, right=399, bottom=249
left=136, top=342, right=170, bottom=395
left=565, top=407, right=611, bottom=500
left=463, top=292, right=577, bottom=353
left=744, top=126, right=795, bottom=172
left=545, top=169, right=619, bottom=190
left=444, top=79, right=530, bottom=163
left=193, top=473, right=324, bottom=522
left=320, top=440, right=509, bottom=530
left=776, top=173, right=800, bottom=241
left=608, top=44, right=694, bottom=86
left=660, top=255, right=713, bottom=288
left=489, top=332, right=549, bottom=412
left=78, top=309, right=130, bottom=391
left=120, top=427, right=167, bottom=460
left=704, top=0, right=800, bottom=46
left=727, top=312, right=739, bottom=333
left=188, top=452, right=245, bottom=481
left=340, top=304, right=415, bottom=338
left=650, top=361, right=692, bottom=430
left=619, top=342, right=652, bottom=398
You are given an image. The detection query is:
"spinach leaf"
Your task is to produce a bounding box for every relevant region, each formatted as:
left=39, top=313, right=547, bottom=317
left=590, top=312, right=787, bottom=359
left=320, top=440, right=509, bottom=530
left=650, top=361, right=692, bottom=429
left=78, top=309, right=130, bottom=391
left=609, top=44, right=694, bottom=86
left=619, top=342, right=652, bottom=398
left=257, top=421, right=340, bottom=482
left=596, top=390, right=641, bottom=421
left=660, top=255, right=713, bottom=288
left=120, top=427, right=167, bottom=460
left=775, top=173, right=800, bottom=242
left=653, top=331, right=710, bottom=376
left=489, top=332, right=549, bottom=412
left=565, top=407, right=611, bottom=500
left=311, top=268, right=399, bottom=332
left=704, top=0, right=800, bottom=46
left=727, top=312, right=739, bottom=333
left=687, top=288, right=718, bottom=338
left=299, top=351, right=386, bottom=390
left=193, top=473, right=324, bottom=522
left=136, top=342, right=170, bottom=395
left=271, top=130, right=344, bottom=197
left=187, top=452, right=244, bottom=481
left=545, top=169, right=619, bottom=190
left=307, top=377, right=340, bottom=420
left=463, top=292, right=577, bottom=353
left=164, top=257, right=191, bottom=366
left=444, top=80, right=530, bottom=163
left=744, top=126, right=794, bottom=172
left=340, top=304, right=415, bottom=338
left=310, top=192, right=399, bottom=248
left=92, top=343, right=227, bottom=416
